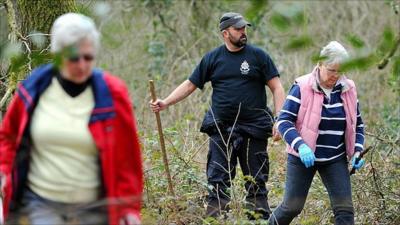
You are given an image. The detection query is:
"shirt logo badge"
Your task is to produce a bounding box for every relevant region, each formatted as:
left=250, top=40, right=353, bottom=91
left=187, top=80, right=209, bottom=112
left=240, top=60, right=250, bottom=75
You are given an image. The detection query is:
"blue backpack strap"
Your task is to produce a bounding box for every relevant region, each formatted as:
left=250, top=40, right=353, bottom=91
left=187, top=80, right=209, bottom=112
left=18, top=64, right=54, bottom=111
left=90, top=69, right=116, bottom=123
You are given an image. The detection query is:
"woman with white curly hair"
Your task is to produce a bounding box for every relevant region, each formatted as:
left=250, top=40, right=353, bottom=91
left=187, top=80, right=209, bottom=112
left=269, top=41, right=365, bottom=225
left=0, top=13, right=143, bottom=225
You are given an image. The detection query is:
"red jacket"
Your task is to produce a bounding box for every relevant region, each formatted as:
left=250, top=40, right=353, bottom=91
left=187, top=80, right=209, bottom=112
left=0, top=64, right=143, bottom=224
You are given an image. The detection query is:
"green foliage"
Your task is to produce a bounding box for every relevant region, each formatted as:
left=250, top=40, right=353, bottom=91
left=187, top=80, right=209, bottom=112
left=147, top=41, right=167, bottom=77
left=269, top=12, right=291, bottom=32
left=245, top=0, right=269, bottom=26
left=142, top=0, right=174, bottom=9
left=390, top=56, right=400, bottom=87
left=299, top=215, right=320, bottom=225
left=0, top=41, right=52, bottom=74
left=75, top=1, right=94, bottom=17
left=285, top=35, right=313, bottom=51
left=377, top=27, right=396, bottom=56
left=341, top=54, right=378, bottom=72
left=311, top=55, right=328, bottom=64
left=346, top=34, right=366, bottom=49
left=269, top=2, right=307, bottom=32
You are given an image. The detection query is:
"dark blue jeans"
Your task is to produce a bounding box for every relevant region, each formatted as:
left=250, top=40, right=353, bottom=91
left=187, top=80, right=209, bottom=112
left=269, top=154, right=354, bottom=225
left=206, top=133, right=270, bottom=219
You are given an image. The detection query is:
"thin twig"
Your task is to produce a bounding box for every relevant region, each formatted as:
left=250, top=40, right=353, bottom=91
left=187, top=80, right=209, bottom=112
left=366, top=131, right=399, bottom=146
left=378, top=32, right=400, bottom=70
left=0, top=87, right=13, bottom=109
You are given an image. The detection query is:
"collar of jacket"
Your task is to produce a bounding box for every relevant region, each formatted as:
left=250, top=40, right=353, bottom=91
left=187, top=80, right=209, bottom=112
left=17, top=63, right=115, bottom=123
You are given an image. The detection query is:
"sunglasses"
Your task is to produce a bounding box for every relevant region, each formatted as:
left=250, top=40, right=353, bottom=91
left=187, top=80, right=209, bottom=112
left=68, top=54, right=95, bottom=62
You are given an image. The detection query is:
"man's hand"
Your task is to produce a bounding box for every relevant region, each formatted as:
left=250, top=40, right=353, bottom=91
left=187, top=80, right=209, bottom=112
left=149, top=80, right=197, bottom=113
left=119, top=213, right=141, bottom=225
left=266, top=77, right=285, bottom=138
left=149, top=99, right=168, bottom=113
left=272, top=123, right=281, bottom=141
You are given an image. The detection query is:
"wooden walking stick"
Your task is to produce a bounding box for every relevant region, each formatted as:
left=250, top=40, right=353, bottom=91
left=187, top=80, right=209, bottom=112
left=149, top=81, right=185, bottom=225
left=149, top=80, right=175, bottom=196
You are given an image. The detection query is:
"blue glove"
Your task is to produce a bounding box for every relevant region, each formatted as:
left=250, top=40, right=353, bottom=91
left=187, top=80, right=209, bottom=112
left=351, top=152, right=365, bottom=170
left=298, top=144, right=315, bottom=168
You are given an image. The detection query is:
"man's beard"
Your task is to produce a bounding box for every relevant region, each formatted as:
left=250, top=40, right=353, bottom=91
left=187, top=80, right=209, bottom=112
left=229, top=33, right=247, bottom=48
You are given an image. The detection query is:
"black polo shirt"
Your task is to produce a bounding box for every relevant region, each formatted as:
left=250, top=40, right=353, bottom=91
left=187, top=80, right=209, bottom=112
left=189, top=44, right=279, bottom=138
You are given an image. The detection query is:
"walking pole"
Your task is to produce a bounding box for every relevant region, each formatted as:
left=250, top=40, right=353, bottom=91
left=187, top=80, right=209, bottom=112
left=149, top=80, right=176, bottom=197
left=350, top=146, right=371, bottom=175
left=149, top=81, right=184, bottom=225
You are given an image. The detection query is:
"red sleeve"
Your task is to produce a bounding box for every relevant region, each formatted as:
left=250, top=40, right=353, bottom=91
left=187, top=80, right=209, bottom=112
left=0, top=94, right=25, bottom=173
left=107, top=75, right=143, bottom=219
left=0, top=91, right=27, bottom=216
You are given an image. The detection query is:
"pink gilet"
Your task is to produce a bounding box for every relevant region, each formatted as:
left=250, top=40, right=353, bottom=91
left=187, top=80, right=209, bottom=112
left=286, top=67, right=358, bottom=159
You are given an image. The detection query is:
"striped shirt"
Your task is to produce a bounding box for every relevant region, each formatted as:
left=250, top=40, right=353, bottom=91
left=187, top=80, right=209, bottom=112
left=277, top=82, right=365, bottom=162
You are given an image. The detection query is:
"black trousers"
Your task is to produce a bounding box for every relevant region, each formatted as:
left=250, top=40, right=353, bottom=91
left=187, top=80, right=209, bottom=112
left=206, top=132, right=270, bottom=219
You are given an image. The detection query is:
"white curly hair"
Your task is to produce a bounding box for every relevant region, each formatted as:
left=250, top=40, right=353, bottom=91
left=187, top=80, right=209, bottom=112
left=50, top=13, right=100, bottom=53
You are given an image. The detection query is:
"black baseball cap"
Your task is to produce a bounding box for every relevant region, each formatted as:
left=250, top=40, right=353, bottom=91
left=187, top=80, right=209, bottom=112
left=219, top=12, right=251, bottom=31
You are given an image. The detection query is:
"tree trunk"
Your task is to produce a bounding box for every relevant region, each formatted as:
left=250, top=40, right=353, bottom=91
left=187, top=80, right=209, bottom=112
left=16, top=0, right=77, bottom=37
left=1, top=0, right=77, bottom=111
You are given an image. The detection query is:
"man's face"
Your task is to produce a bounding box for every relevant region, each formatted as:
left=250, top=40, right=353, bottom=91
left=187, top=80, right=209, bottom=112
left=224, top=26, right=247, bottom=48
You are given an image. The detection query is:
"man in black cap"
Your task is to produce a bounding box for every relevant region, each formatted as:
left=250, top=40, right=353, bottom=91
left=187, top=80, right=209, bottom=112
left=150, top=12, right=285, bottom=220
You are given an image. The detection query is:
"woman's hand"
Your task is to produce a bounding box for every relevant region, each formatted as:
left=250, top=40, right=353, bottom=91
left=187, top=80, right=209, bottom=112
left=0, top=172, right=5, bottom=192
left=298, top=144, right=315, bottom=168
left=351, top=151, right=365, bottom=170
left=119, top=213, right=141, bottom=225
